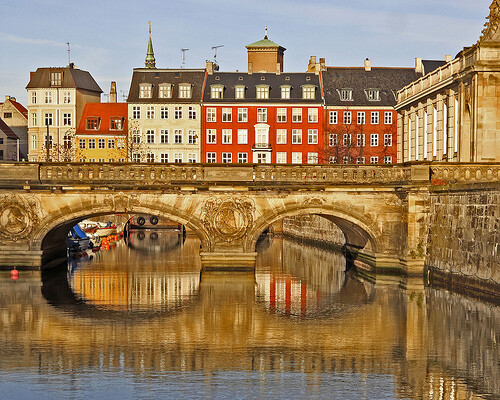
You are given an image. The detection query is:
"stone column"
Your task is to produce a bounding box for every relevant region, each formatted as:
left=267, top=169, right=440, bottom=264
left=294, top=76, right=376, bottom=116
left=397, top=112, right=404, bottom=162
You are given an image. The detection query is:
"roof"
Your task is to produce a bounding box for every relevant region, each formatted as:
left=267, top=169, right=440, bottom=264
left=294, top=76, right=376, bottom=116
left=422, top=60, right=447, bottom=75
left=0, top=98, right=28, bottom=119
left=76, top=103, right=128, bottom=135
left=26, top=65, right=102, bottom=93
left=322, top=67, right=421, bottom=107
left=203, top=72, right=321, bottom=103
left=127, top=69, right=206, bottom=103
left=246, top=37, right=285, bottom=50
left=0, top=118, right=20, bottom=140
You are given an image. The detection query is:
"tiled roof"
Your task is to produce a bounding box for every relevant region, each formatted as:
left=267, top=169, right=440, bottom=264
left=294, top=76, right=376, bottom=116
left=0, top=99, right=28, bottom=119
left=203, top=72, right=321, bottom=103
left=0, top=118, right=20, bottom=140
left=76, top=103, right=128, bottom=135
left=26, top=65, right=102, bottom=93
left=127, top=69, right=206, bottom=103
left=322, top=67, right=421, bottom=107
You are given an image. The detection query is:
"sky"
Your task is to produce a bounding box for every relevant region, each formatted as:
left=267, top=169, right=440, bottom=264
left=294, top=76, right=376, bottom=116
left=0, top=0, right=493, bottom=105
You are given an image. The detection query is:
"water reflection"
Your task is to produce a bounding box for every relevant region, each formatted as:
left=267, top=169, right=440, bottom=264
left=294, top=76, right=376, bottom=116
left=0, top=233, right=498, bottom=399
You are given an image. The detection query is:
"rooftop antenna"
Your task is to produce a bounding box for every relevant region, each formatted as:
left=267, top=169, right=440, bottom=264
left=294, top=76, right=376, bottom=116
left=212, top=45, right=224, bottom=65
left=66, top=42, right=71, bottom=65
left=181, top=48, right=189, bottom=68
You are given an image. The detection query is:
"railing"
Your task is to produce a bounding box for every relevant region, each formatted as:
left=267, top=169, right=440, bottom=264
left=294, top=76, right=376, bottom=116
left=430, top=164, right=500, bottom=184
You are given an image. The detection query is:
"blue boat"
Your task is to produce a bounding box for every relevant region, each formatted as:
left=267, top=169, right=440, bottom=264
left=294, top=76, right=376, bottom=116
left=66, top=224, right=93, bottom=252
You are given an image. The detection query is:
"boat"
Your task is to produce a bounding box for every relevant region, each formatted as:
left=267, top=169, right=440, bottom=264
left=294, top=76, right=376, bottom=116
left=66, top=224, right=93, bottom=252
left=127, top=215, right=183, bottom=231
left=95, top=221, right=117, bottom=237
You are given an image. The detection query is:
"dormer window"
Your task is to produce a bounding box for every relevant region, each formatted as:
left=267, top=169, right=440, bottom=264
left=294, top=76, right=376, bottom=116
left=302, top=85, right=315, bottom=100
left=256, top=85, right=269, bottom=99
left=110, top=117, right=123, bottom=130
left=179, top=84, right=192, bottom=98
left=235, top=85, right=245, bottom=99
left=366, top=89, right=380, bottom=101
left=86, top=117, right=100, bottom=130
left=50, top=72, right=62, bottom=86
left=139, top=83, right=152, bottom=98
left=340, top=89, right=353, bottom=101
left=281, top=86, right=291, bottom=99
left=159, top=83, right=172, bottom=98
left=211, top=85, right=224, bottom=99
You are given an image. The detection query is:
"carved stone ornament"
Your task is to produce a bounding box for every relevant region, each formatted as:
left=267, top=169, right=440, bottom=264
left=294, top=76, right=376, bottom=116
left=202, top=197, right=255, bottom=245
left=480, top=0, right=500, bottom=42
left=102, top=193, right=140, bottom=213
left=0, top=194, right=39, bottom=241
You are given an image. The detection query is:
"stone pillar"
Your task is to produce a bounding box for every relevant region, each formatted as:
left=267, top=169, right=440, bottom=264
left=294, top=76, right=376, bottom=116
left=397, top=113, right=404, bottom=162
left=436, top=95, right=444, bottom=160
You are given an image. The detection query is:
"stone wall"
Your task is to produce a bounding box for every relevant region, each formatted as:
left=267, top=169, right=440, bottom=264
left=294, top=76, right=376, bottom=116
left=282, top=215, right=345, bottom=248
left=426, top=185, right=500, bottom=296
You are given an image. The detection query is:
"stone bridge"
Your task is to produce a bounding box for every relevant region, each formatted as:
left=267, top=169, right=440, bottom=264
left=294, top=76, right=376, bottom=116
left=0, top=162, right=498, bottom=275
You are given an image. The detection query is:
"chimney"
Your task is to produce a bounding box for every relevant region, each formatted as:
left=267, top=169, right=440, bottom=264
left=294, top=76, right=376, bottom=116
left=308, top=56, right=317, bottom=72
left=110, top=81, right=117, bottom=103
left=276, top=62, right=281, bottom=75
left=206, top=60, right=213, bottom=75
left=319, top=58, right=326, bottom=71
left=30, top=71, right=35, bottom=81
left=364, top=58, right=371, bottom=71
left=415, top=57, right=423, bottom=74
left=445, top=54, right=452, bottom=62
left=248, top=62, right=253, bottom=75
left=5, top=95, right=10, bottom=101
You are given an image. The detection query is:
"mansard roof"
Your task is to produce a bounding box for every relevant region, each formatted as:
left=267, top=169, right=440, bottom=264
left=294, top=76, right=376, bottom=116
left=127, top=69, right=206, bottom=103
left=26, top=65, right=102, bottom=93
left=322, top=67, right=421, bottom=107
left=203, top=72, right=321, bottom=103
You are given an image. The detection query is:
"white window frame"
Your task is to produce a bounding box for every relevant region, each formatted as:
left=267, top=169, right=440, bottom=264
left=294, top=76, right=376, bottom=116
left=160, top=106, right=168, bottom=119
left=237, top=129, right=248, bottom=144
left=292, top=129, right=302, bottom=144
left=281, top=86, right=290, bottom=99
left=307, top=152, right=318, bottom=164
left=238, top=108, right=248, bottom=122
left=276, top=152, right=287, bottom=164
left=222, top=129, right=232, bottom=144
left=206, top=107, right=216, bottom=122
left=370, top=134, right=379, bottom=147
left=277, top=108, right=287, bottom=123
left=308, top=108, right=318, bottom=123
left=276, top=129, right=287, bottom=144
left=308, top=129, right=318, bottom=144
left=235, top=86, right=245, bottom=99
left=207, top=152, right=216, bottom=163
left=329, top=111, right=337, bottom=124
left=222, top=108, right=232, bottom=122
left=257, top=108, right=267, bottom=123
left=343, top=111, right=351, bottom=124
left=302, top=86, right=315, bottom=100
left=292, top=108, right=302, bottom=123
left=238, top=152, right=248, bottom=163
left=174, top=106, right=183, bottom=119
left=179, top=84, right=192, bottom=99
left=371, top=111, right=379, bottom=124
left=292, top=152, right=302, bottom=164
left=384, top=111, right=393, bottom=125
left=206, top=129, right=216, bottom=144
left=160, top=129, right=169, bottom=144
left=256, top=85, right=269, bottom=99
left=222, top=152, right=232, bottom=163
left=357, top=112, right=365, bottom=125
left=139, top=84, right=152, bottom=99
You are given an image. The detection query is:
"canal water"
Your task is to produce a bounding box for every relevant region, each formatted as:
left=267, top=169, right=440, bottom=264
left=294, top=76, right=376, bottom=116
left=0, top=231, right=498, bottom=399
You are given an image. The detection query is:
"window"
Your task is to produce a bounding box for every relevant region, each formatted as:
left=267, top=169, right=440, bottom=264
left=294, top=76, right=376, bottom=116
left=302, top=86, right=315, bottom=99
left=211, top=86, right=223, bottom=99
left=371, top=112, right=379, bottom=124
left=159, top=84, right=172, bottom=98
left=308, top=108, right=318, bottom=123
left=276, top=152, right=287, bottom=164
left=108, top=139, right=115, bottom=149
left=238, top=153, right=248, bottom=163
left=257, top=108, right=267, bottom=122
left=340, top=89, right=352, bottom=101
left=132, top=130, right=141, bottom=144
left=329, top=133, right=337, bottom=147
left=384, top=156, right=392, bottom=164
left=174, top=130, right=183, bottom=144
left=292, top=129, right=302, bottom=144
left=384, top=111, right=393, bottom=124
left=281, top=86, right=290, bottom=99
left=370, top=134, right=379, bottom=146
left=88, top=139, right=96, bottom=149
left=356, top=157, right=365, bottom=164
left=357, top=134, right=365, bottom=147
left=31, top=92, right=37, bottom=104
left=179, top=84, right=191, bottom=98
left=343, top=111, right=351, bottom=124
left=222, top=108, right=232, bottom=122
left=44, top=113, right=53, bottom=126
left=147, top=106, right=155, bottom=119
left=61, top=113, right=71, bottom=126
left=44, top=136, right=53, bottom=149
left=50, top=72, right=62, bottom=86
left=343, top=156, right=349, bottom=164
left=31, top=113, right=37, bottom=127
left=308, top=129, right=318, bottom=144
left=45, top=91, right=52, bottom=104
left=188, top=153, right=197, bottom=163
left=207, top=152, right=216, bottom=163
left=222, top=129, right=232, bottom=144
left=222, top=153, right=232, bottom=163
left=370, top=156, right=379, bottom=164
left=206, top=129, right=216, bottom=144
left=79, top=139, right=85, bottom=149
left=109, top=117, right=122, bottom=130
left=292, top=108, right=302, bottom=123
left=108, top=158, right=114, bottom=163
left=329, top=156, right=337, bottom=164
left=132, top=106, right=141, bottom=119
left=160, top=153, right=169, bottom=163
left=188, top=130, right=197, bottom=144
left=343, top=134, right=351, bottom=147
left=117, top=138, right=125, bottom=148
left=384, top=134, right=392, bottom=146
left=329, top=111, right=337, bottom=124
left=256, top=153, right=268, bottom=164
left=235, top=86, right=245, bottom=99
left=160, top=130, right=169, bottom=144
left=237, top=129, right=248, bottom=144
left=3, top=112, right=11, bottom=119
left=174, top=106, right=183, bottom=119
left=98, top=138, right=105, bottom=149
left=238, top=108, right=247, bottom=122
left=277, top=108, right=286, bottom=123
left=367, top=89, right=380, bottom=101
left=206, top=108, right=216, bottom=122
left=63, top=92, right=71, bottom=104
left=139, top=84, right=152, bottom=98
left=174, top=153, right=183, bottom=163
left=147, top=130, right=155, bottom=143
left=31, top=135, right=37, bottom=150
left=256, top=86, right=269, bottom=99
left=132, top=153, right=141, bottom=163
left=292, top=152, right=302, bottom=164
left=86, top=117, right=99, bottom=130
left=188, top=106, right=197, bottom=120
left=146, top=153, right=155, bottom=163
left=357, top=112, right=365, bottom=125
left=276, top=129, right=287, bottom=144
left=160, top=106, right=169, bottom=119
left=307, top=152, right=318, bottom=164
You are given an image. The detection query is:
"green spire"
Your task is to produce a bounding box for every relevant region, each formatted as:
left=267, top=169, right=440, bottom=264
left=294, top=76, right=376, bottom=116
left=145, top=21, right=156, bottom=69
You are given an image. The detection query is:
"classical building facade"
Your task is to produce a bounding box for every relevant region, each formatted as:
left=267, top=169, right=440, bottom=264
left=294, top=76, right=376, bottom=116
left=26, top=64, right=102, bottom=161
left=396, top=0, right=500, bottom=163
left=0, top=96, right=28, bottom=159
